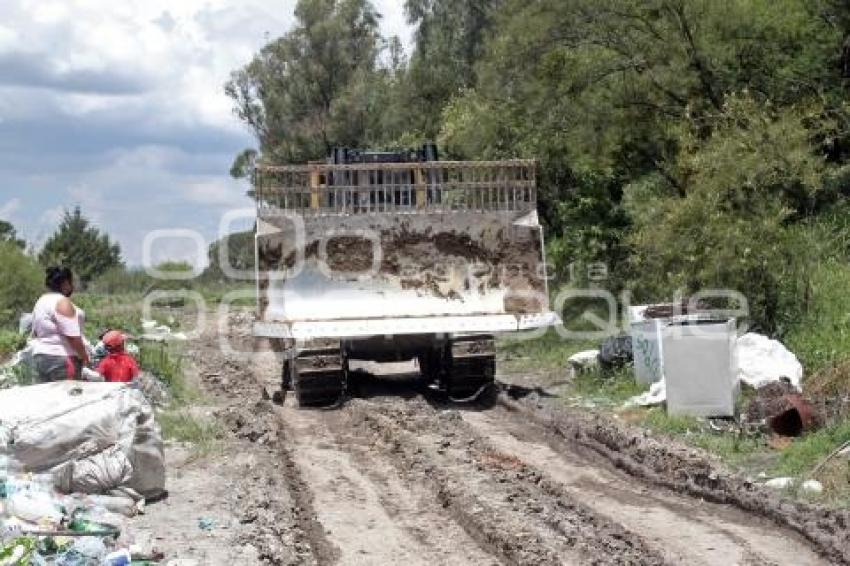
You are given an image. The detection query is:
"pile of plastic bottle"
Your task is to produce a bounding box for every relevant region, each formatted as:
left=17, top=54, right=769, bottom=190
left=0, top=456, right=142, bottom=565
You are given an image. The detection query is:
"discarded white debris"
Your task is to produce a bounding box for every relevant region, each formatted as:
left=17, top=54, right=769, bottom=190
left=18, top=312, right=33, bottom=335
left=631, top=319, right=664, bottom=384
left=0, top=381, right=165, bottom=499
left=737, top=333, right=802, bottom=390
left=0, top=344, right=34, bottom=388
left=6, top=490, right=64, bottom=526
left=625, top=329, right=805, bottom=409
left=664, top=320, right=738, bottom=418
left=140, top=318, right=188, bottom=342
left=82, top=367, right=105, bottom=382
left=625, top=380, right=666, bottom=407
left=764, top=477, right=796, bottom=490
left=567, top=350, right=599, bottom=378
left=762, top=477, right=823, bottom=494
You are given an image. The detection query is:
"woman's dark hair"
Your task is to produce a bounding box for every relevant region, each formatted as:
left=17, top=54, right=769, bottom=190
left=45, top=266, right=73, bottom=293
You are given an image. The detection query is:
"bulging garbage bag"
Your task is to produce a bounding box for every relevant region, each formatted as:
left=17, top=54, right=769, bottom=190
left=0, top=382, right=165, bottom=499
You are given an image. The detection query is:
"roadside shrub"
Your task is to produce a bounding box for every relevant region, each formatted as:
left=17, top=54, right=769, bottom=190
left=0, top=330, right=26, bottom=359
left=627, top=97, right=829, bottom=335
left=89, top=267, right=155, bottom=295
left=0, top=242, right=42, bottom=329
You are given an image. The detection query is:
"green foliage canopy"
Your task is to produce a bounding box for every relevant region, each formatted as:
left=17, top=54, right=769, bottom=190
left=38, top=207, right=122, bottom=287
left=0, top=242, right=42, bottom=327
left=0, top=219, right=25, bottom=250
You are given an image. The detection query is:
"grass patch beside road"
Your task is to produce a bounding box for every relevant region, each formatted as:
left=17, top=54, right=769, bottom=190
left=158, top=410, right=224, bottom=457
left=785, top=260, right=850, bottom=374
left=500, top=330, right=596, bottom=373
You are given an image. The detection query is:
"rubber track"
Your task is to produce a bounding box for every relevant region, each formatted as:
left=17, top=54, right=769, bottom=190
left=293, top=341, right=346, bottom=407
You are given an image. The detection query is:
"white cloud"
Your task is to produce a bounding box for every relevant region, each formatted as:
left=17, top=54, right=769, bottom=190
left=183, top=180, right=248, bottom=207
left=0, top=197, right=20, bottom=220
left=0, top=1, right=412, bottom=265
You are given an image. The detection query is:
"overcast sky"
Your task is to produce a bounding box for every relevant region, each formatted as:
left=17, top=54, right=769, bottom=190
left=0, top=0, right=412, bottom=267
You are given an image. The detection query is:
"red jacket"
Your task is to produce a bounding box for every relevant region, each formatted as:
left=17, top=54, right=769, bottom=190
left=97, top=352, right=140, bottom=383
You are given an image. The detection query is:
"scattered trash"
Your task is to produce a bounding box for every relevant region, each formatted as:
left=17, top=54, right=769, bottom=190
left=625, top=380, right=666, bottom=407
left=567, top=350, right=599, bottom=379
left=17, top=313, right=32, bottom=336
left=134, top=371, right=168, bottom=407
left=630, top=319, right=664, bottom=385
left=737, top=333, right=803, bottom=390
left=0, top=464, right=132, bottom=565
left=801, top=479, right=823, bottom=495
left=625, top=327, right=808, bottom=420
left=768, top=394, right=819, bottom=437
left=140, top=319, right=187, bottom=342
left=762, top=477, right=823, bottom=495
left=6, top=490, right=64, bottom=526
left=103, top=548, right=131, bottom=565
left=744, top=381, right=820, bottom=436
left=0, top=346, right=35, bottom=389
left=663, top=319, right=738, bottom=418
left=764, top=477, right=796, bottom=490
left=0, top=382, right=165, bottom=500
left=598, top=335, right=632, bottom=370
left=198, top=517, right=216, bottom=532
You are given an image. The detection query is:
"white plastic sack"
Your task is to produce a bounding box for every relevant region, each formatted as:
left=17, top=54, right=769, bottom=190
left=0, top=382, right=165, bottom=498
left=567, top=350, right=599, bottom=372
left=53, top=445, right=133, bottom=494
left=625, top=380, right=666, bottom=407
left=736, top=333, right=803, bottom=390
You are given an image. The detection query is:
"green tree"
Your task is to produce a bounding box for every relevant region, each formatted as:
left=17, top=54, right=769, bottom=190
left=38, top=207, right=122, bottom=287
left=401, top=0, right=504, bottom=139
left=0, top=219, right=24, bottom=249
left=627, top=96, right=831, bottom=333
left=0, top=242, right=42, bottom=327
left=226, top=0, right=384, bottom=169
left=440, top=0, right=844, bottom=291
left=205, top=230, right=256, bottom=281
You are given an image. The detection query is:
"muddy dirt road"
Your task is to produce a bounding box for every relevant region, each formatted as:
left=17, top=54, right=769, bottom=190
left=167, top=313, right=848, bottom=565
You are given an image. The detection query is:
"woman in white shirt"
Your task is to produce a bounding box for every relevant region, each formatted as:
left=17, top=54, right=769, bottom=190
left=30, top=267, right=90, bottom=382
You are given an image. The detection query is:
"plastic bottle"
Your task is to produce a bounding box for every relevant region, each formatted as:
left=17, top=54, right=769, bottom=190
left=103, top=549, right=132, bottom=565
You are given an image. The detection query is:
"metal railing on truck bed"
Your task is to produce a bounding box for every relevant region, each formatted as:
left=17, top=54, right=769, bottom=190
left=254, top=160, right=537, bottom=216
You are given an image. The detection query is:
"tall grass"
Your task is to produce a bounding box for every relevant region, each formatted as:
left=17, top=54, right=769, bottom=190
left=784, top=259, right=850, bottom=374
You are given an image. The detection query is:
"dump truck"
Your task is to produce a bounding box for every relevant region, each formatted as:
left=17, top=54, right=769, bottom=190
left=252, top=146, right=561, bottom=406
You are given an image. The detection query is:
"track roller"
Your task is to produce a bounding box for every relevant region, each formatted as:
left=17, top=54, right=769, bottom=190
left=447, top=335, right=496, bottom=401
left=290, top=339, right=347, bottom=407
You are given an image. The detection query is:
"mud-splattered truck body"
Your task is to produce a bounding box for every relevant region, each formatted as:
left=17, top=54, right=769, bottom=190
left=252, top=149, right=561, bottom=405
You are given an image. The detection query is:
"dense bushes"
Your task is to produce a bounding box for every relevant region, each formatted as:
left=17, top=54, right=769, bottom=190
left=0, top=242, right=42, bottom=328
left=626, top=98, right=830, bottom=333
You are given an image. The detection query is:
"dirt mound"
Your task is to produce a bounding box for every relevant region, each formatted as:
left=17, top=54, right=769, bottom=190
left=218, top=401, right=280, bottom=445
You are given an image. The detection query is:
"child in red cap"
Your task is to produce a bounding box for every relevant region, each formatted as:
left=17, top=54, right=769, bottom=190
left=96, top=330, right=140, bottom=383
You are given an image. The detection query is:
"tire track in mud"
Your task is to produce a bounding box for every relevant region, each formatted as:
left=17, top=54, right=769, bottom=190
left=195, top=315, right=844, bottom=565
left=272, top=417, right=341, bottom=565
left=278, top=403, right=490, bottom=565
left=497, top=392, right=850, bottom=564
left=459, top=404, right=826, bottom=566
left=338, top=398, right=667, bottom=565
left=187, top=330, right=337, bottom=565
